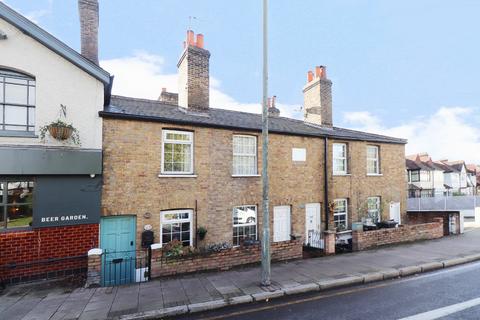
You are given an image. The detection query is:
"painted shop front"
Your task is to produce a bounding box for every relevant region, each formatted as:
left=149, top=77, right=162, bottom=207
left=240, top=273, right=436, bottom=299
left=0, top=147, right=102, bottom=284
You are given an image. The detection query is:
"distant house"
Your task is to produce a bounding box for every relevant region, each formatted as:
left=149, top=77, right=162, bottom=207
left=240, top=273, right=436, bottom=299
left=406, top=153, right=477, bottom=197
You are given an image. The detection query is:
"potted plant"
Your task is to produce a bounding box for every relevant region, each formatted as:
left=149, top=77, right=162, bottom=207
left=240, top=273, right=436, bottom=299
left=39, top=104, right=81, bottom=145
left=197, top=226, right=207, bottom=241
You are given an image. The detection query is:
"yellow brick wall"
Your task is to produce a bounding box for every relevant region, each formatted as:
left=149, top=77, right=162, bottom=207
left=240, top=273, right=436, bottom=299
left=328, top=139, right=407, bottom=229
left=102, top=118, right=406, bottom=248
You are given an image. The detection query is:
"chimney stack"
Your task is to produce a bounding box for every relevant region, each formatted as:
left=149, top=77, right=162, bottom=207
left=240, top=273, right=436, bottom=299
left=303, top=65, right=332, bottom=127
left=177, top=30, right=210, bottom=112
left=78, top=0, right=99, bottom=65
left=268, top=95, right=280, bottom=117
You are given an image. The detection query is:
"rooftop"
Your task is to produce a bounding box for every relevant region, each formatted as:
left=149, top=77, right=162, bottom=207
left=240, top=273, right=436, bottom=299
left=100, top=95, right=407, bottom=144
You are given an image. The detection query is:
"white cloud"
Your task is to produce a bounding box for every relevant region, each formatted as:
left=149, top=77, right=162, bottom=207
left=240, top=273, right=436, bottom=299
left=100, top=51, right=302, bottom=119
left=1, top=0, right=53, bottom=24
left=342, top=108, right=480, bottom=164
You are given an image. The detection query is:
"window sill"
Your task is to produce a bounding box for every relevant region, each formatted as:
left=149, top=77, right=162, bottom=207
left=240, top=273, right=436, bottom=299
left=232, top=174, right=261, bottom=178
left=333, top=173, right=351, bottom=176
left=0, top=226, right=33, bottom=233
left=158, top=174, right=197, bottom=178
left=367, top=173, right=383, bottom=176
left=0, top=131, right=38, bottom=138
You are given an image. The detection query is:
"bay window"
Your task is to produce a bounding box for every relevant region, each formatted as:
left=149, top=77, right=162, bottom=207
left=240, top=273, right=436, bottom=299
left=0, top=69, right=36, bottom=133
left=162, top=130, right=193, bottom=174
left=0, top=180, right=34, bottom=229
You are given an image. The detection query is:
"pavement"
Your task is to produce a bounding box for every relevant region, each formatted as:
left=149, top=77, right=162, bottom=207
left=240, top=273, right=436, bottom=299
left=2, top=228, right=480, bottom=320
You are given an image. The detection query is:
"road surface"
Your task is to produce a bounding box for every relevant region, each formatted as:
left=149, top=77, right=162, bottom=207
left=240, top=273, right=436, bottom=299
left=178, top=261, right=480, bottom=320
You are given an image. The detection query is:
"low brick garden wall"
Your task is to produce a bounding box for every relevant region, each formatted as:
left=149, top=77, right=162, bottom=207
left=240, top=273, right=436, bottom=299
left=150, top=239, right=302, bottom=278
left=1, top=224, right=98, bottom=284
left=352, top=218, right=444, bottom=251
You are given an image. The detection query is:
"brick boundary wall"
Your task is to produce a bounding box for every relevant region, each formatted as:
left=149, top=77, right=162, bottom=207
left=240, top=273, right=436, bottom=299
left=407, top=211, right=460, bottom=235
left=150, top=239, right=302, bottom=278
left=0, top=224, right=99, bottom=284
left=352, top=218, right=444, bottom=251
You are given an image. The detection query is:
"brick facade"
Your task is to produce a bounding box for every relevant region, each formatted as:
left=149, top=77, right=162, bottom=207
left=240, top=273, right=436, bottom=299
left=78, top=0, right=99, bottom=64
left=0, top=224, right=98, bottom=284
left=177, top=42, right=210, bottom=111
left=150, top=240, right=302, bottom=278
left=352, top=218, right=443, bottom=251
left=328, top=139, right=407, bottom=230
left=102, top=118, right=406, bottom=254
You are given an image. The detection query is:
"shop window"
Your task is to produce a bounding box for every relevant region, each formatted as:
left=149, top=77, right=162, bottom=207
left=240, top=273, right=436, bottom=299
left=0, top=180, right=34, bottom=229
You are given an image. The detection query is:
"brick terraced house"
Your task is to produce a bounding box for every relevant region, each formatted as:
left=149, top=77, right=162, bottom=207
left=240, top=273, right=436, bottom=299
left=99, top=30, right=407, bottom=282
left=0, top=1, right=111, bottom=284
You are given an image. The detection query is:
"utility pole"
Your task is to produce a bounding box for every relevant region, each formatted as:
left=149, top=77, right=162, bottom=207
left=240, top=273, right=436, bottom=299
left=261, top=0, right=271, bottom=286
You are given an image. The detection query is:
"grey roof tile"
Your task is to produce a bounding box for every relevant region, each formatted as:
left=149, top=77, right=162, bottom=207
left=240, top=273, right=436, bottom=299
left=101, top=96, right=407, bottom=144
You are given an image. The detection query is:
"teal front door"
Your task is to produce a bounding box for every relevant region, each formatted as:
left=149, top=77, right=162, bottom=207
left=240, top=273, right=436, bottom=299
left=100, top=216, right=136, bottom=286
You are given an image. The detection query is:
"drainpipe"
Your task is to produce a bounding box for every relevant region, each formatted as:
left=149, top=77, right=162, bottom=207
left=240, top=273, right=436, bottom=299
left=324, top=137, right=329, bottom=230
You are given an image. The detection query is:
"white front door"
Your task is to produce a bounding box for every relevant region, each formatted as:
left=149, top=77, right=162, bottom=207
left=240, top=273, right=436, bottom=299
left=305, top=203, right=321, bottom=244
left=389, top=202, right=401, bottom=224
left=274, top=206, right=291, bottom=242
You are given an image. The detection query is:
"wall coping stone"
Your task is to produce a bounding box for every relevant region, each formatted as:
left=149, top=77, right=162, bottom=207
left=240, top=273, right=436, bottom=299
left=88, top=248, right=103, bottom=256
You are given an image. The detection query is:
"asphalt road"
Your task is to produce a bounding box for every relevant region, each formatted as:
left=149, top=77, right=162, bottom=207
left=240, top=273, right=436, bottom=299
left=176, top=261, right=480, bottom=320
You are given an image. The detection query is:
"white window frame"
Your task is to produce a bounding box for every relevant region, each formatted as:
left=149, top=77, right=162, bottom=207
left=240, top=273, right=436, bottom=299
left=232, top=205, right=258, bottom=246
left=367, top=145, right=380, bottom=175
left=232, top=135, right=258, bottom=176
left=161, top=130, right=194, bottom=175
left=160, top=209, right=193, bottom=247
left=333, top=143, right=348, bottom=175
left=367, top=196, right=381, bottom=223
left=333, top=198, right=348, bottom=229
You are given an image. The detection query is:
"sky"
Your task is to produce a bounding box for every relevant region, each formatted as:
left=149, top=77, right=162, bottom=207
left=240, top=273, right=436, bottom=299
left=3, top=0, right=480, bottom=163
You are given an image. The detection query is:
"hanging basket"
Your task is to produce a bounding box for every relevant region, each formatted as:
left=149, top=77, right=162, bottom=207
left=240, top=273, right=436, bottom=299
left=48, top=125, right=73, bottom=140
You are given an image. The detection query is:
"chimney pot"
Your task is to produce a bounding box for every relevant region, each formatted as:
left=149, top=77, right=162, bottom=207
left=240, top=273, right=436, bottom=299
left=187, top=30, right=195, bottom=46
left=196, top=34, right=204, bottom=48
left=307, top=71, right=314, bottom=83
left=162, top=87, right=167, bottom=92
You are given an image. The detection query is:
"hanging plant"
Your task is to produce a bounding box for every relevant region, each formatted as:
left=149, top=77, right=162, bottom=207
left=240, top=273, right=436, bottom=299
left=39, top=104, right=81, bottom=145
left=40, top=120, right=80, bottom=144
left=197, top=226, right=208, bottom=241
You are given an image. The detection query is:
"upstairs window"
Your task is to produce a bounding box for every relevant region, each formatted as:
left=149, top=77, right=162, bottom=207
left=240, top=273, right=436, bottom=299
left=367, top=145, right=380, bottom=174
left=409, top=170, right=420, bottom=182
left=161, top=130, right=193, bottom=174
left=0, top=69, right=36, bottom=132
left=233, top=135, right=257, bottom=176
left=333, top=143, right=348, bottom=175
